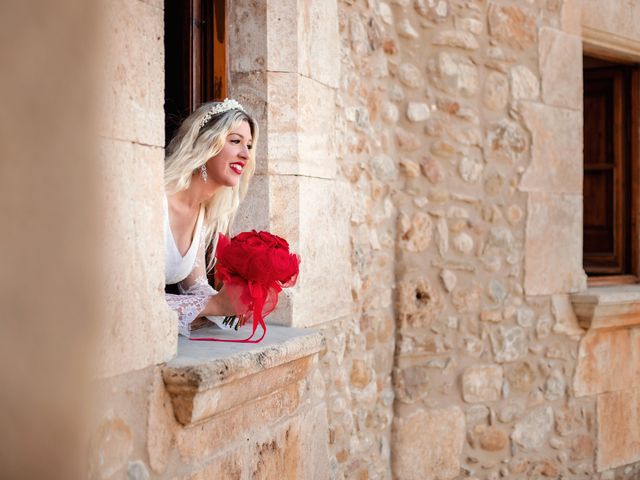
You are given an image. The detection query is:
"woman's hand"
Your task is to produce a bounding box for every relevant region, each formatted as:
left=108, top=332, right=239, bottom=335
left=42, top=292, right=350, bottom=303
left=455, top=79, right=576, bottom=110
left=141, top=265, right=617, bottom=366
left=203, top=285, right=237, bottom=317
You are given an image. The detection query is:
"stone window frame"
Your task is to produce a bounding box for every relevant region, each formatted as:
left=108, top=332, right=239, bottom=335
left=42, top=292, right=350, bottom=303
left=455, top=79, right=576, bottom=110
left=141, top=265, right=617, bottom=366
left=568, top=1, right=640, bottom=331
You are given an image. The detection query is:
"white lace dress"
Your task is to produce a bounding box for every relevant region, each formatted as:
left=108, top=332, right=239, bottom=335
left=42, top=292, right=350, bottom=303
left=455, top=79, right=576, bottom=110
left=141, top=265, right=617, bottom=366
left=163, top=196, right=227, bottom=336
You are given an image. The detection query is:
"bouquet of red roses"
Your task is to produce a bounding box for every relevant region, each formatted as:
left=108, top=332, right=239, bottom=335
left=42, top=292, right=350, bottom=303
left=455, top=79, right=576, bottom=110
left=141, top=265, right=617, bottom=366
left=190, top=230, right=300, bottom=343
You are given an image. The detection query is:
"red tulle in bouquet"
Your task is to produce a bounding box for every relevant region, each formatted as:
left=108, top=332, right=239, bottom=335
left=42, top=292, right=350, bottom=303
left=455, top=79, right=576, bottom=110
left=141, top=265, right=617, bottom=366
left=190, top=230, right=300, bottom=343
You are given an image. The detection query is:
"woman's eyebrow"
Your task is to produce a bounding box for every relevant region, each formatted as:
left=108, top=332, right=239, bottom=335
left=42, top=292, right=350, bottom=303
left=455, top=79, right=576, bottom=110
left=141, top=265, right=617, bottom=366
left=230, top=132, right=250, bottom=139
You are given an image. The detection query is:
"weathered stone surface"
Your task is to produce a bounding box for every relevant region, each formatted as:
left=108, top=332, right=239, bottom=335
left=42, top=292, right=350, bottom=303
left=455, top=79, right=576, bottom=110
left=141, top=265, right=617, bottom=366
left=488, top=3, right=536, bottom=50
left=393, top=407, right=465, bottom=480
left=570, top=434, right=595, bottom=461
left=452, top=232, right=474, bottom=254
left=519, top=102, right=582, bottom=194
left=490, top=326, right=527, bottom=363
left=398, top=18, right=419, bottom=39
left=582, top=0, right=640, bottom=58
left=458, top=157, right=483, bottom=183
left=396, top=127, right=422, bottom=151
left=523, top=192, right=585, bottom=295
left=100, top=0, right=164, bottom=146
left=505, top=362, right=536, bottom=392
left=462, top=365, right=503, bottom=403
left=555, top=403, right=585, bottom=436
left=432, top=30, right=479, bottom=50
left=407, top=102, right=431, bottom=122
left=399, top=212, right=433, bottom=252
left=597, top=388, right=640, bottom=471
left=478, top=426, right=509, bottom=452
left=539, top=28, right=582, bottom=110
left=512, top=406, right=554, bottom=450
left=351, top=359, right=371, bottom=389
left=147, top=368, right=178, bottom=474
left=398, top=62, right=423, bottom=89
left=177, top=382, right=298, bottom=463
left=435, top=217, right=449, bottom=256
left=421, top=157, right=445, bottom=184
left=180, top=451, right=242, bottom=480
left=574, top=328, right=640, bottom=396
left=551, top=294, right=583, bottom=336
left=127, top=461, right=149, bottom=480
left=544, top=370, right=566, bottom=401
left=440, top=269, right=456, bottom=292
left=397, top=276, right=443, bottom=328
left=266, top=73, right=337, bottom=178
left=394, top=365, right=430, bottom=403
left=89, top=418, right=134, bottom=479
left=99, top=140, right=176, bottom=377
left=509, top=65, right=539, bottom=100
left=485, top=120, right=527, bottom=163
left=414, top=0, right=449, bottom=21
left=483, top=71, right=509, bottom=111
left=450, top=286, right=479, bottom=313
left=432, top=52, right=479, bottom=97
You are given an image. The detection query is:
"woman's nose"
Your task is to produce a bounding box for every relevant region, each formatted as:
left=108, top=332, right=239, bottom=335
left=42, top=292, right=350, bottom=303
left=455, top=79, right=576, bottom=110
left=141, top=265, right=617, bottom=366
left=239, top=145, right=249, bottom=158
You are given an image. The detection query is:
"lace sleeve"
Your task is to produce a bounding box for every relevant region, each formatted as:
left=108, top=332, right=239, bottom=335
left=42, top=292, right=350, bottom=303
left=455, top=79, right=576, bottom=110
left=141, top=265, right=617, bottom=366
left=165, top=229, right=216, bottom=336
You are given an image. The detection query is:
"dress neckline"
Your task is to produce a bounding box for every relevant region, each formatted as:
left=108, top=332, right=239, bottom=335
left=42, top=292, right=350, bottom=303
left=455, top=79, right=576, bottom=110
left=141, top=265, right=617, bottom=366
left=165, top=196, right=205, bottom=260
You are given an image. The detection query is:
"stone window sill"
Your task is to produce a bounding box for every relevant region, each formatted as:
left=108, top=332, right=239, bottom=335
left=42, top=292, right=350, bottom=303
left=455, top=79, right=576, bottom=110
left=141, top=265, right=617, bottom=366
left=571, top=284, right=640, bottom=330
left=162, top=325, right=324, bottom=426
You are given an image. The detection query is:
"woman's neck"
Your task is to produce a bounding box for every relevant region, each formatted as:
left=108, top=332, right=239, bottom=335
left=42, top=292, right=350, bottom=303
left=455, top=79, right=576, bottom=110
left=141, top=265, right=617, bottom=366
left=172, top=173, right=223, bottom=208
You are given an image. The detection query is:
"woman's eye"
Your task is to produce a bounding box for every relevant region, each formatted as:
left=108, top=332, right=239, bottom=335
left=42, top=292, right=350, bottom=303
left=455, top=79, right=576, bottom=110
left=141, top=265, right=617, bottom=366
left=230, top=139, right=240, bottom=144
left=247, top=144, right=253, bottom=150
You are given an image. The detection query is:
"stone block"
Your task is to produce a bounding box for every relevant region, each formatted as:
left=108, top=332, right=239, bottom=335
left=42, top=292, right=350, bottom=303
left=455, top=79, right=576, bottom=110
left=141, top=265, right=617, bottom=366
left=98, top=139, right=176, bottom=377
left=597, top=387, right=640, bottom=471
left=539, top=28, right=582, bottom=110
left=583, top=1, right=640, bottom=48
left=523, top=192, right=585, bottom=296
left=268, top=176, right=352, bottom=327
left=298, top=0, right=340, bottom=89
left=266, top=72, right=336, bottom=179
left=248, top=403, right=329, bottom=480
left=99, top=0, right=164, bottom=146
left=560, top=0, right=582, bottom=36
left=88, top=418, right=133, bottom=479
left=147, top=368, right=179, bottom=474
left=228, top=0, right=268, bottom=73
left=179, top=450, right=243, bottom=480
left=176, top=382, right=301, bottom=464
left=392, top=407, right=465, bottom=480
left=574, top=328, right=640, bottom=397
left=462, top=365, right=503, bottom=403
left=519, top=102, right=582, bottom=194
left=488, top=3, right=536, bottom=50
left=512, top=406, right=554, bottom=450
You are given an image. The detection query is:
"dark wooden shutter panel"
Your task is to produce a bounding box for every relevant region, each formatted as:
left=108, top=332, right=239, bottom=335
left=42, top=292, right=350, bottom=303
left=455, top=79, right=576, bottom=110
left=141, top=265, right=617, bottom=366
left=583, top=65, right=631, bottom=276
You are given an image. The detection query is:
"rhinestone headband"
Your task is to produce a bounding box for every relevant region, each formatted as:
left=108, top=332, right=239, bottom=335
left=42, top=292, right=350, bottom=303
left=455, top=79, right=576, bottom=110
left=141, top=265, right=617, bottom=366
left=199, top=98, right=246, bottom=128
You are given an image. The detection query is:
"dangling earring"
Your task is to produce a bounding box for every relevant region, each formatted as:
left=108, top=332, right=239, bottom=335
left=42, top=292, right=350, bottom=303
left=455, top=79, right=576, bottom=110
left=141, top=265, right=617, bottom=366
left=200, top=164, right=208, bottom=182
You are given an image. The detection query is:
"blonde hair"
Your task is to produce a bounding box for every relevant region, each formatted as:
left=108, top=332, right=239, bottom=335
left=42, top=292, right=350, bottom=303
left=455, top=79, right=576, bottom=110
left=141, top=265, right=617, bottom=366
left=164, top=101, right=259, bottom=271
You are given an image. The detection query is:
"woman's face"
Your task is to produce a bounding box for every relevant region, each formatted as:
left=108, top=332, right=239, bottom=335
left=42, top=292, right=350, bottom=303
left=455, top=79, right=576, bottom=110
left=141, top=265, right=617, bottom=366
left=204, top=120, right=253, bottom=188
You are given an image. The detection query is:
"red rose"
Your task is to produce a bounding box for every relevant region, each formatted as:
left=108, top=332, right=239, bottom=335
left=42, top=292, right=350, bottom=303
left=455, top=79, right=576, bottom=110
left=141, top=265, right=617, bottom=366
left=194, top=231, right=300, bottom=344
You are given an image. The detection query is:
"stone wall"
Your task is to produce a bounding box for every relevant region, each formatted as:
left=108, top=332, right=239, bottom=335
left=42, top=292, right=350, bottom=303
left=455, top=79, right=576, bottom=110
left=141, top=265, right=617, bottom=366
left=89, top=0, right=640, bottom=479
left=336, top=0, right=640, bottom=479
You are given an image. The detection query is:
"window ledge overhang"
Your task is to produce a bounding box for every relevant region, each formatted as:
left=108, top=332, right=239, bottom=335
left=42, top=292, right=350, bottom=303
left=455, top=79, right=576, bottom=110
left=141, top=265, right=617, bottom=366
left=161, top=325, right=325, bottom=426
left=570, top=284, right=640, bottom=330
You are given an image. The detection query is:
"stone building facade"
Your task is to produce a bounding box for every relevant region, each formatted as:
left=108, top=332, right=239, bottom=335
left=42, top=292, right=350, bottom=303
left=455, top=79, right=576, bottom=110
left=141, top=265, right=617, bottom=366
left=92, top=0, right=640, bottom=479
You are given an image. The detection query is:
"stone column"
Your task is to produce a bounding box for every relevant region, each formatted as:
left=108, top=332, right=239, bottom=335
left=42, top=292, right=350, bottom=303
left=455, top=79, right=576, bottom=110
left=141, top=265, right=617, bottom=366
left=230, top=0, right=349, bottom=327
left=97, top=0, right=176, bottom=377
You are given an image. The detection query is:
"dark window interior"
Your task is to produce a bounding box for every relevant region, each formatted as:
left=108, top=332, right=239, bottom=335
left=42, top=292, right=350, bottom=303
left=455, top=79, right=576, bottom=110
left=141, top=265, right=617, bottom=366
left=164, top=0, right=227, bottom=146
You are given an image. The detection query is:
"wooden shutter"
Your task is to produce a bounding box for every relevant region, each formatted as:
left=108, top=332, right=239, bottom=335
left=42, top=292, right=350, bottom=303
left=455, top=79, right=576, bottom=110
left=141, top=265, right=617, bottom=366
left=164, top=0, right=227, bottom=145
left=583, top=61, right=637, bottom=279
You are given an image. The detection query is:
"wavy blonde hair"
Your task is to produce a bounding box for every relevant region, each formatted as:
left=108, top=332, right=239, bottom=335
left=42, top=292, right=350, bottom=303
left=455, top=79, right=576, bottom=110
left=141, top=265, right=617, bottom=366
left=164, top=101, right=259, bottom=271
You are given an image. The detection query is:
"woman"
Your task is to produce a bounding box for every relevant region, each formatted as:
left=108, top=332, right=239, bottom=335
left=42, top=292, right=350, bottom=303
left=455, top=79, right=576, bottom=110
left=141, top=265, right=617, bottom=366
left=163, top=99, right=258, bottom=336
